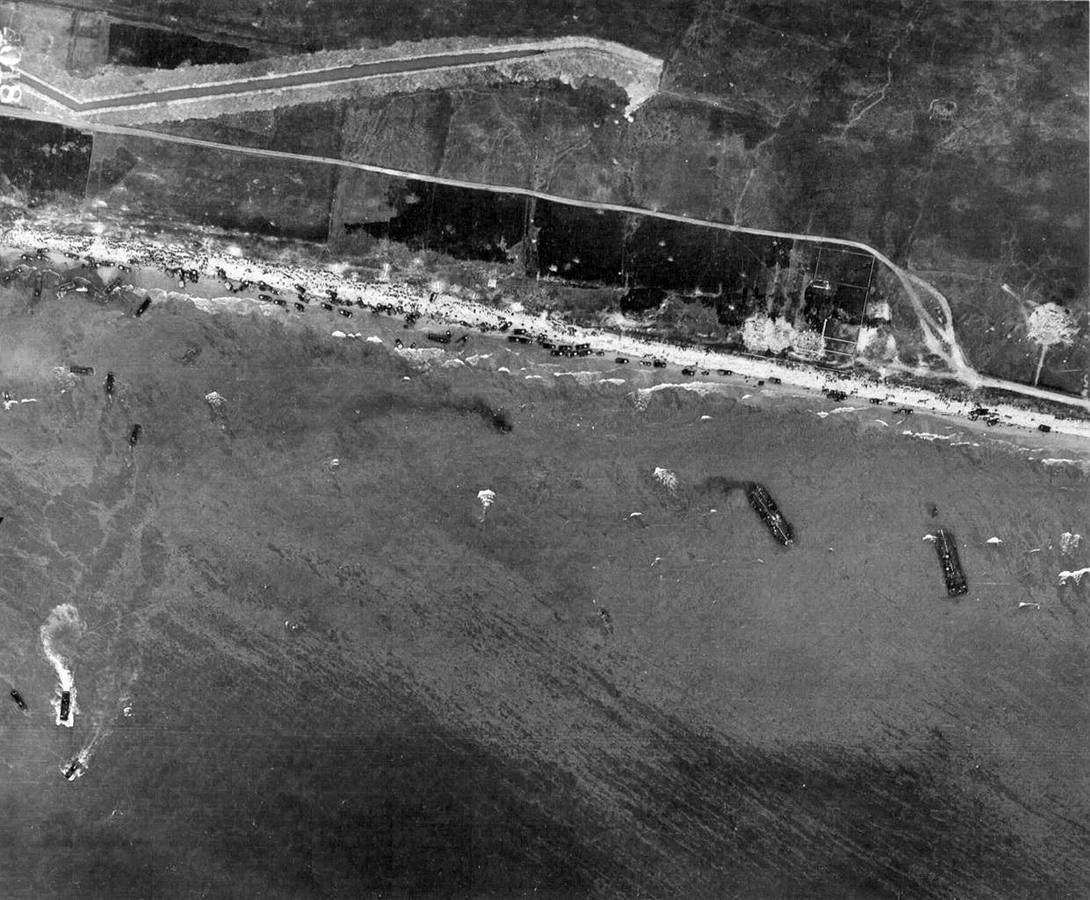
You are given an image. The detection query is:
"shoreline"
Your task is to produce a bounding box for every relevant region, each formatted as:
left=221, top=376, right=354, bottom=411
left=3, top=223, right=1088, bottom=452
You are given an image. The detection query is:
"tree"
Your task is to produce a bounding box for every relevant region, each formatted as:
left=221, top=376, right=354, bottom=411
left=1026, top=302, right=1079, bottom=386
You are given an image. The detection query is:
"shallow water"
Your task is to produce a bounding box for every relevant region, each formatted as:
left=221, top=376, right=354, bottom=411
left=0, top=278, right=1087, bottom=897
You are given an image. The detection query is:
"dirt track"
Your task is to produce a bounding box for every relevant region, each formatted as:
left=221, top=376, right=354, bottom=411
left=0, top=279, right=1087, bottom=898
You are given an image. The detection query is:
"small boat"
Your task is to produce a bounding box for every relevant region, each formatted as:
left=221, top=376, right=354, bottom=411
left=61, top=758, right=84, bottom=781
left=9, top=689, right=27, bottom=711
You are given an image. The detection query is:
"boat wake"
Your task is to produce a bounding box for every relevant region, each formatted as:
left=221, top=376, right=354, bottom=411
left=40, top=603, right=84, bottom=727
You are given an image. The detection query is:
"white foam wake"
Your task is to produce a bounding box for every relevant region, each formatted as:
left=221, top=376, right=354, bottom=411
left=40, top=604, right=84, bottom=727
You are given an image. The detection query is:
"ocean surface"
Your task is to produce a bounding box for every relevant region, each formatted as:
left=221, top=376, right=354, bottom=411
left=0, top=271, right=1088, bottom=898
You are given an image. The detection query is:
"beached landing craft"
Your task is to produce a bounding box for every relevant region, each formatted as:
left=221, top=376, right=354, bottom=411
left=932, top=527, right=968, bottom=597
left=745, top=482, right=795, bottom=546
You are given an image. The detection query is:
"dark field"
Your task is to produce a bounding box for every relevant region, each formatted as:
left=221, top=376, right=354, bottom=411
left=0, top=276, right=1088, bottom=898
left=84, top=132, right=336, bottom=241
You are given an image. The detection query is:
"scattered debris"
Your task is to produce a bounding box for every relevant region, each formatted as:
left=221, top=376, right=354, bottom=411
left=652, top=467, right=679, bottom=496
left=1060, top=532, right=1081, bottom=555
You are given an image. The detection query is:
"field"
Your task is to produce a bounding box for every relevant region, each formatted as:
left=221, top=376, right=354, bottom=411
left=0, top=270, right=1088, bottom=897
left=84, top=131, right=337, bottom=240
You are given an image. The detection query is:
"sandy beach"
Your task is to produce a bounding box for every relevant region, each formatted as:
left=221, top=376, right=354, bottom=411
left=4, top=224, right=1089, bottom=448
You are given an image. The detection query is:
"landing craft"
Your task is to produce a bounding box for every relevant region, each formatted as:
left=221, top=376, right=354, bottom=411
left=69, top=365, right=94, bottom=376
left=745, top=482, right=795, bottom=546
left=104, top=372, right=115, bottom=396
left=134, top=297, right=151, bottom=317
left=58, top=690, right=71, bottom=724
left=128, top=424, right=142, bottom=447
left=932, top=527, right=968, bottom=597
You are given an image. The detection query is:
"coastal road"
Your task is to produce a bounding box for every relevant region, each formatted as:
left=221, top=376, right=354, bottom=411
left=1, top=99, right=1086, bottom=416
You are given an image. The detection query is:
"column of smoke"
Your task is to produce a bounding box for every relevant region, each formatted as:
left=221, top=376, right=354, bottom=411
left=40, top=603, right=84, bottom=727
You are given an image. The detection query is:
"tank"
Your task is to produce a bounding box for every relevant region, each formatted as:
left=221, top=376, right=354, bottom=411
left=745, top=482, right=795, bottom=546
left=933, top=527, right=968, bottom=597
